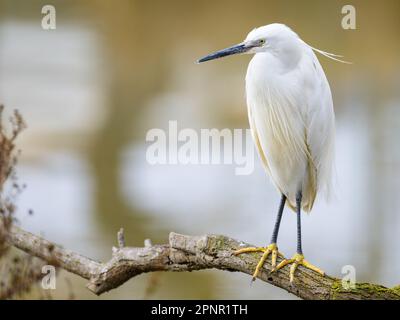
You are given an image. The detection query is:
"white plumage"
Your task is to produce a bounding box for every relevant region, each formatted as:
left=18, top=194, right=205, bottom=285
left=198, top=23, right=340, bottom=281
left=244, top=24, right=335, bottom=212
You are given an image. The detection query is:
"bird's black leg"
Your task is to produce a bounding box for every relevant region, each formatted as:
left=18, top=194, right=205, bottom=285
left=273, top=190, right=324, bottom=281
left=270, top=194, right=286, bottom=244
left=295, top=191, right=303, bottom=255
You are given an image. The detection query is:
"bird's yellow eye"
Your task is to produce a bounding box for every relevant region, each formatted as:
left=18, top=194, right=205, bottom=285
left=259, top=39, right=266, bottom=45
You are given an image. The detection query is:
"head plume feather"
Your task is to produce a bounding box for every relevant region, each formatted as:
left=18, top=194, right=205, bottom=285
left=299, top=39, right=352, bottom=64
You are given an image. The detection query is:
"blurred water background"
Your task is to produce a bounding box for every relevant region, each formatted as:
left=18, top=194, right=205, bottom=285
left=0, top=0, right=399, bottom=299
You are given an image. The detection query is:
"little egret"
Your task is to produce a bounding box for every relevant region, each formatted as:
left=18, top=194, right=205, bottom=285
left=198, top=23, right=341, bottom=282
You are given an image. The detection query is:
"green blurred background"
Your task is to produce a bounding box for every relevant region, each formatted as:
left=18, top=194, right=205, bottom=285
left=0, top=0, right=399, bottom=299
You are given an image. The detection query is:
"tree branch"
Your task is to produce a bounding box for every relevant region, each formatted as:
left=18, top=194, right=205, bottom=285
left=6, top=225, right=400, bottom=300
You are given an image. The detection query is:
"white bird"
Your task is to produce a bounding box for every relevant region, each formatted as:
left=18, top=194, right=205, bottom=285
left=198, top=23, right=341, bottom=282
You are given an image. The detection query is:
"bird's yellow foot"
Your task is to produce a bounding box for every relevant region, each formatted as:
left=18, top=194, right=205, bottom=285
left=234, top=243, right=283, bottom=281
left=272, top=253, right=324, bottom=283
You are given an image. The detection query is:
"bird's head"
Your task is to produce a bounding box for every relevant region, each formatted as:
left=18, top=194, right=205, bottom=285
left=197, top=23, right=301, bottom=63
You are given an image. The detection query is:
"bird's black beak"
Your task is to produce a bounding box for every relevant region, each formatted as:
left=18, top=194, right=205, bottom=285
left=197, top=42, right=250, bottom=63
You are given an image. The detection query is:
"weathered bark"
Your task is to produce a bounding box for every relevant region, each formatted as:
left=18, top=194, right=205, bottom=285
left=6, top=225, right=400, bottom=300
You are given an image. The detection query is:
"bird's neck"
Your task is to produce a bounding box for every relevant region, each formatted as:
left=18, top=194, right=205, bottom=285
left=267, top=41, right=304, bottom=73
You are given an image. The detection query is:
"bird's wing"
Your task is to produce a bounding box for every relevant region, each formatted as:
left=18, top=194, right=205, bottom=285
left=246, top=48, right=334, bottom=211
left=246, top=74, right=311, bottom=211
left=246, top=50, right=334, bottom=211
left=304, top=49, right=335, bottom=201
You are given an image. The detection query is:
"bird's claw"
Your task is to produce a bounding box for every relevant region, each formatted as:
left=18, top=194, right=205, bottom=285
left=234, top=243, right=283, bottom=281
left=271, top=253, right=324, bottom=283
